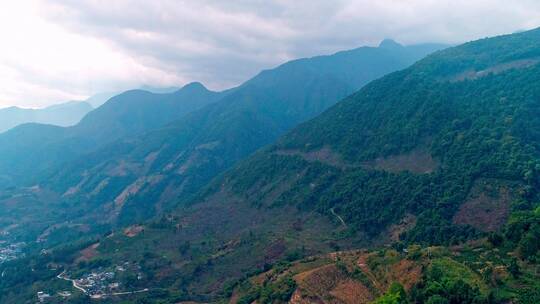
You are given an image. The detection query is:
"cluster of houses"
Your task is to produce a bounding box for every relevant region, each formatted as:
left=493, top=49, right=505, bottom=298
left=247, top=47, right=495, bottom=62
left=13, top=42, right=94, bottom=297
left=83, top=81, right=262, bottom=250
left=38, top=262, right=146, bottom=302
left=76, top=270, right=118, bottom=297
left=38, top=270, right=119, bottom=302
left=0, top=241, right=24, bottom=263
left=37, top=291, right=72, bottom=303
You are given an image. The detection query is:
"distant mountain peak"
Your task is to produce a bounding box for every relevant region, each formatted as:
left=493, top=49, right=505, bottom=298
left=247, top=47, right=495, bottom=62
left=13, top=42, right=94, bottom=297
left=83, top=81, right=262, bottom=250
left=182, top=81, right=206, bottom=90
left=378, top=39, right=403, bottom=49
left=2, top=106, right=20, bottom=111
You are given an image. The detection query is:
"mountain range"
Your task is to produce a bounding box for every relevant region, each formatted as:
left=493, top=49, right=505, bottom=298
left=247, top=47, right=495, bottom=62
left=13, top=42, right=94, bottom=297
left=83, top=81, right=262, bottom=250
left=0, top=86, right=183, bottom=135
left=0, top=40, right=445, bottom=227
left=0, top=101, right=93, bottom=134
left=1, top=30, right=539, bottom=304
left=0, top=83, right=226, bottom=185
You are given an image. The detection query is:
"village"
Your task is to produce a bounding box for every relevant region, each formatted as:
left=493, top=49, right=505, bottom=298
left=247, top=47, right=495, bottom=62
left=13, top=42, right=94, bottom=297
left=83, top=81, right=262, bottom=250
left=0, top=241, right=24, bottom=263
left=39, top=261, right=150, bottom=302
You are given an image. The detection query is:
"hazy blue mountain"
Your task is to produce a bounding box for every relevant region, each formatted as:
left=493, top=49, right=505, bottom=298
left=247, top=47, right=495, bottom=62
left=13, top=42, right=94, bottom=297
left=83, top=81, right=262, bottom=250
left=0, top=83, right=225, bottom=183
left=137, top=85, right=181, bottom=94
left=47, top=40, right=447, bottom=224
left=84, top=91, right=119, bottom=108
left=0, top=101, right=93, bottom=133
left=86, top=86, right=181, bottom=108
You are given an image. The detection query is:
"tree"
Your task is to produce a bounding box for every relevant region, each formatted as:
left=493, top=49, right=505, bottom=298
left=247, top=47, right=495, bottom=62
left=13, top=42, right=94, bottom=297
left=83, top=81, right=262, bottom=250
left=508, top=258, right=521, bottom=278
left=373, top=282, right=407, bottom=304
left=426, top=295, right=449, bottom=304
left=487, top=232, right=503, bottom=247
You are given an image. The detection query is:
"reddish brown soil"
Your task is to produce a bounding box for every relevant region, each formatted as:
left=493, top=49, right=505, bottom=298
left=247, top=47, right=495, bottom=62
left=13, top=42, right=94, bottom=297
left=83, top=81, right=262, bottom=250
left=389, top=259, right=422, bottom=290
left=293, top=263, right=375, bottom=304
left=289, top=289, right=323, bottom=304
left=368, top=148, right=438, bottom=174
left=453, top=185, right=511, bottom=232
left=448, top=58, right=540, bottom=82
left=76, top=242, right=100, bottom=263
left=330, top=279, right=374, bottom=303
left=356, top=254, right=385, bottom=293
left=275, top=147, right=350, bottom=168
left=124, top=225, right=144, bottom=237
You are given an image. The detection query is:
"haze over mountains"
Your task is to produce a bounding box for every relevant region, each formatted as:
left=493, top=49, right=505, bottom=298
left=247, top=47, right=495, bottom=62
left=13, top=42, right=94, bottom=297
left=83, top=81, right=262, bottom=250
left=0, top=28, right=540, bottom=304
left=0, top=101, right=93, bottom=133
left=0, top=83, right=225, bottom=185
left=85, top=86, right=181, bottom=109
left=0, top=86, right=183, bottom=134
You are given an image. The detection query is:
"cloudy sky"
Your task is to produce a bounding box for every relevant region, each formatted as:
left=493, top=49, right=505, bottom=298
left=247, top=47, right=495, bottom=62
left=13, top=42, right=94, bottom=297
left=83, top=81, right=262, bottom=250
left=1, top=0, right=539, bottom=108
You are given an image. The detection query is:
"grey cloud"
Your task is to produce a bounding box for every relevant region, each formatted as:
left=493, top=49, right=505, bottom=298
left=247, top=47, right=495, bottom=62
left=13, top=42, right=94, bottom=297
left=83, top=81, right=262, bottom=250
left=34, top=0, right=540, bottom=92
left=41, top=0, right=303, bottom=88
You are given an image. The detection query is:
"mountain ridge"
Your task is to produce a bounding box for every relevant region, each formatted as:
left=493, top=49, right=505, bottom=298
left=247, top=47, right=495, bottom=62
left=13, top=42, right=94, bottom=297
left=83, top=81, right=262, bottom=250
left=44, top=41, right=447, bottom=226
left=0, top=100, right=93, bottom=133
left=0, top=83, right=226, bottom=184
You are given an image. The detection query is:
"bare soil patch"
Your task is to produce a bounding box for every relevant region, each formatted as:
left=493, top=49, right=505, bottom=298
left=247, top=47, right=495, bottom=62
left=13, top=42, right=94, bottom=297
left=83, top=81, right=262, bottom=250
left=366, top=148, right=438, bottom=174
left=330, top=279, right=374, bottom=303
left=124, top=225, right=144, bottom=237
left=388, top=214, right=417, bottom=242
left=453, top=181, right=512, bottom=232
left=293, top=262, right=375, bottom=304
left=76, top=242, right=100, bottom=263
left=275, top=147, right=350, bottom=168
left=389, top=259, right=422, bottom=290
left=447, top=58, right=540, bottom=82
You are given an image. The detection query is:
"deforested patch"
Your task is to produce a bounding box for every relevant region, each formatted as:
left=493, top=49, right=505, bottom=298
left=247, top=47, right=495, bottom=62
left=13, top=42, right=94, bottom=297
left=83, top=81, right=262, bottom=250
left=330, top=279, right=374, bottom=304
left=62, top=174, right=90, bottom=197
left=90, top=178, right=110, bottom=197
left=106, top=159, right=142, bottom=177
left=446, top=58, right=540, bottom=82
left=388, top=214, right=417, bottom=242
left=453, top=179, right=513, bottom=232
left=388, top=259, right=422, bottom=290
left=366, top=148, right=438, bottom=174
left=245, top=168, right=306, bottom=207
left=76, top=242, right=100, bottom=263
left=294, top=264, right=369, bottom=303
left=275, top=146, right=350, bottom=168
left=124, top=225, right=144, bottom=237
left=114, top=175, right=164, bottom=209
left=195, top=140, right=220, bottom=150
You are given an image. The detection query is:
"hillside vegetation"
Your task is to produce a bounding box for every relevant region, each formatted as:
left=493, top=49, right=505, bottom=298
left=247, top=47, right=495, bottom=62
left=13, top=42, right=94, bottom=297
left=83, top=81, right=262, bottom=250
left=3, top=28, right=540, bottom=304
left=30, top=28, right=540, bottom=303
left=43, top=41, right=444, bottom=226
left=217, top=28, right=540, bottom=243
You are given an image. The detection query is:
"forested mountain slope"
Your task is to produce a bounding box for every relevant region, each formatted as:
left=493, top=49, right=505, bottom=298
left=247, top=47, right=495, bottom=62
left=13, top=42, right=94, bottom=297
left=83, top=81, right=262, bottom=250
left=0, top=82, right=224, bottom=184
left=45, top=40, right=445, bottom=225
left=228, top=29, right=540, bottom=242
left=15, top=28, right=540, bottom=303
